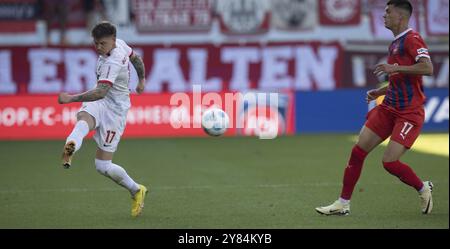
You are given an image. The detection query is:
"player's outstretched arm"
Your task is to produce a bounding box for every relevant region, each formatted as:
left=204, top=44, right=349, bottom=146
left=58, top=82, right=111, bottom=104
left=130, top=53, right=146, bottom=94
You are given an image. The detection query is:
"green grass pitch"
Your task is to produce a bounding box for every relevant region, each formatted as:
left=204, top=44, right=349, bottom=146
left=0, top=134, right=448, bottom=228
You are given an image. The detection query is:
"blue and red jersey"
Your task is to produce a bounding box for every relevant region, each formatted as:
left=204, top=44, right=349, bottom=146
left=382, top=28, right=431, bottom=113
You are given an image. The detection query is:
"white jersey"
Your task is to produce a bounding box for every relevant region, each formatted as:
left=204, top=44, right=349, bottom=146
left=78, top=39, right=134, bottom=152
left=96, top=38, right=133, bottom=113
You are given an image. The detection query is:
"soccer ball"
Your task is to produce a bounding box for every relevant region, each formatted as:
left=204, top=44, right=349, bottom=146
left=201, top=108, right=230, bottom=136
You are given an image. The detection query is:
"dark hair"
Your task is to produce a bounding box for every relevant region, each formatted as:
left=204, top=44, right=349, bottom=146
left=91, top=21, right=116, bottom=39
left=387, top=0, right=413, bottom=16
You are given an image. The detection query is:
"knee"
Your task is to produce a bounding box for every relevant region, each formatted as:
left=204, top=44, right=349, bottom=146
left=77, top=112, right=95, bottom=129
left=95, top=159, right=111, bottom=176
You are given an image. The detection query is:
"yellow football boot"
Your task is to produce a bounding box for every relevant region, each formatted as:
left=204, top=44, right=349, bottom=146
left=131, top=184, right=148, bottom=217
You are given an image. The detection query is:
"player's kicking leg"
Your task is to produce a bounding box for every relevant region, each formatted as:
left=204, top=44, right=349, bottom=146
left=62, top=112, right=95, bottom=168
left=95, top=149, right=148, bottom=217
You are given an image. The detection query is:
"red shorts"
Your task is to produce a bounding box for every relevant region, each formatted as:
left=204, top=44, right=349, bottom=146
left=365, top=105, right=425, bottom=149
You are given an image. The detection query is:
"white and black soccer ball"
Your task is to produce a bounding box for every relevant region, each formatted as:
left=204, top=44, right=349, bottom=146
left=201, top=108, right=230, bottom=136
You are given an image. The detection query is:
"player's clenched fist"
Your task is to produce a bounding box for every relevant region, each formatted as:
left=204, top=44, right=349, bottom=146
left=58, top=92, right=72, bottom=104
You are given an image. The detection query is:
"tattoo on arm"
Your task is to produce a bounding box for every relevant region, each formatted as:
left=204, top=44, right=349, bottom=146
left=72, top=83, right=111, bottom=102
left=130, top=54, right=145, bottom=81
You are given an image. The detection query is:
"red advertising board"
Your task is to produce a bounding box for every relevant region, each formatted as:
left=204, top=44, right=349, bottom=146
left=0, top=42, right=343, bottom=95
left=0, top=92, right=295, bottom=140
left=0, top=95, right=80, bottom=139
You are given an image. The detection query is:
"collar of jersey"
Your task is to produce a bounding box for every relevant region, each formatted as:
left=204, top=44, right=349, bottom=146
left=100, top=47, right=118, bottom=58
left=394, top=28, right=413, bottom=41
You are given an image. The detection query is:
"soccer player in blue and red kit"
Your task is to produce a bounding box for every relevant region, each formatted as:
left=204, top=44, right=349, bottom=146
left=316, top=0, right=434, bottom=216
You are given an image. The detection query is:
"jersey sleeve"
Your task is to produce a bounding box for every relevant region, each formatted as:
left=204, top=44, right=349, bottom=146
left=406, top=34, right=431, bottom=62
left=117, top=39, right=133, bottom=57
left=98, top=62, right=121, bottom=86
left=127, top=44, right=134, bottom=58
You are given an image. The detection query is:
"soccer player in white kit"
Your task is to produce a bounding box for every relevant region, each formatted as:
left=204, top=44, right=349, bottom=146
left=58, top=22, right=148, bottom=217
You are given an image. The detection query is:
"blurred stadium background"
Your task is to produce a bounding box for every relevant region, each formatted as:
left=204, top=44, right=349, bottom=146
left=0, top=0, right=448, bottom=228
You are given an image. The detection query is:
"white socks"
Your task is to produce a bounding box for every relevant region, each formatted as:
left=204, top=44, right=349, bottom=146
left=95, top=159, right=140, bottom=196
left=339, top=197, right=350, bottom=205
left=418, top=184, right=425, bottom=194
left=67, top=121, right=141, bottom=196
left=66, top=120, right=90, bottom=152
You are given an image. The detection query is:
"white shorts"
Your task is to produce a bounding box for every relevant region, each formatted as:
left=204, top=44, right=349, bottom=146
left=79, top=100, right=128, bottom=153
